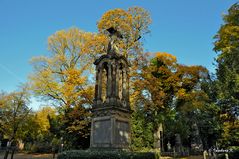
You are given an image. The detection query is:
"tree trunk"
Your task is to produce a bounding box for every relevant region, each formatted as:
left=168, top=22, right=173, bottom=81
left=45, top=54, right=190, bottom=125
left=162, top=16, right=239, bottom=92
left=4, top=149, right=9, bottom=159
left=11, top=148, right=15, bottom=159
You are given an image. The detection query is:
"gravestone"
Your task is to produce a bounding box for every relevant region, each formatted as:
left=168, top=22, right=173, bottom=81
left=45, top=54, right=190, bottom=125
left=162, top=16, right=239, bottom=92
left=191, top=122, right=203, bottom=152
left=175, top=133, right=182, bottom=153
left=154, top=123, right=163, bottom=151
left=90, top=27, right=131, bottom=149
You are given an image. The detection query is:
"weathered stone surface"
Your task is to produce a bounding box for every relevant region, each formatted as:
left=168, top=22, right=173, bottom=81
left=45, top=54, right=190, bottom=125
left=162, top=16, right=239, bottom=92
left=90, top=31, right=131, bottom=149
left=93, top=119, right=111, bottom=144
left=115, top=120, right=130, bottom=145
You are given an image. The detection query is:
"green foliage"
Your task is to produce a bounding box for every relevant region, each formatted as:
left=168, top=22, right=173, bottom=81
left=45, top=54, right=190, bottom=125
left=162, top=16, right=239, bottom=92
left=217, top=150, right=239, bottom=159
left=47, top=106, right=91, bottom=149
left=0, top=87, right=31, bottom=142
left=131, top=108, right=154, bottom=151
left=57, top=150, right=160, bottom=159
left=214, top=2, right=239, bottom=147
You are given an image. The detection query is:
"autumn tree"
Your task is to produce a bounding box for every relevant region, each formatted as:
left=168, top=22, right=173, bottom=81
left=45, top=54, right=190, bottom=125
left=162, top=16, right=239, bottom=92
left=19, top=113, right=40, bottom=148
left=98, top=7, right=151, bottom=57
left=30, top=28, right=100, bottom=108
left=131, top=52, right=211, bottom=150
left=30, top=28, right=101, bottom=148
left=35, top=107, right=56, bottom=136
left=22, top=106, right=60, bottom=153
left=0, top=88, right=31, bottom=159
left=214, top=2, right=239, bottom=147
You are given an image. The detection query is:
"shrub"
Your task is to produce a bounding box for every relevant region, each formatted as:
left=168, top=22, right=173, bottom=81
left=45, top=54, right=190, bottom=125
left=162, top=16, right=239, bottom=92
left=30, top=143, right=52, bottom=153
left=57, top=150, right=160, bottom=159
left=228, top=150, right=239, bottom=159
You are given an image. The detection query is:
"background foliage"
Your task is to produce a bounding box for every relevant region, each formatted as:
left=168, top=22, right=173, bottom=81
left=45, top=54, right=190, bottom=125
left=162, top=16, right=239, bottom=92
left=0, top=4, right=238, bottom=156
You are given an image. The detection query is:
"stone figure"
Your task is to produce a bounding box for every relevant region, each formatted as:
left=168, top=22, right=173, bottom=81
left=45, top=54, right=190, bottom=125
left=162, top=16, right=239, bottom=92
left=175, top=133, right=182, bottom=152
left=167, top=142, right=171, bottom=151
left=107, top=27, right=123, bottom=54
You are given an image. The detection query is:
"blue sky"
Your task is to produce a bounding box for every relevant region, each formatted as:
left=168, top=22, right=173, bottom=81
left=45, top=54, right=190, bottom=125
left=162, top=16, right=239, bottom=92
left=0, top=0, right=238, bottom=109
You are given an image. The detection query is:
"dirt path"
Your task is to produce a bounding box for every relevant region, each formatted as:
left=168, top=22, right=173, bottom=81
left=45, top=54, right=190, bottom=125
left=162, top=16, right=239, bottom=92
left=0, top=153, right=54, bottom=159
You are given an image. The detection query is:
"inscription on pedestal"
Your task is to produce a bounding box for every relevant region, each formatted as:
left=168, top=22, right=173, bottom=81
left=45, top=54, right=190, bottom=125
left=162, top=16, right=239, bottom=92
left=115, top=120, right=130, bottom=145
left=93, top=119, right=111, bottom=144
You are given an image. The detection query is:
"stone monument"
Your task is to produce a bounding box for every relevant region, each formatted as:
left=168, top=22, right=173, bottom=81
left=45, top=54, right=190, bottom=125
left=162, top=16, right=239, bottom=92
left=190, top=122, right=203, bottom=152
left=90, top=27, right=131, bottom=149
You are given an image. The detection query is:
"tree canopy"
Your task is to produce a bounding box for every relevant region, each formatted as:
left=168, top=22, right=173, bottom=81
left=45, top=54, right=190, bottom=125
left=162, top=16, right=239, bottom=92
left=214, top=2, right=239, bottom=147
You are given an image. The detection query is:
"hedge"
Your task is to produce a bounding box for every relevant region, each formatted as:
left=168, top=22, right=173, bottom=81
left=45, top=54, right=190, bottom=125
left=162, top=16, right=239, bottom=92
left=57, top=150, right=160, bottom=159
left=217, top=150, right=239, bottom=159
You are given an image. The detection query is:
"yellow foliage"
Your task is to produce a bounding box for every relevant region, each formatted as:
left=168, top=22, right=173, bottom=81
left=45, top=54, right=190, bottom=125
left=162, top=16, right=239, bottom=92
left=177, top=89, right=187, bottom=99
left=133, top=52, right=209, bottom=113
left=155, top=52, right=177, bottom=64
left=97, top=7, right=151, bottom=58
left=98, top=9, right=133, bottom=37
left=35, top=106, right=56, bottom=133
left=30, top=28, right=95, bottom=109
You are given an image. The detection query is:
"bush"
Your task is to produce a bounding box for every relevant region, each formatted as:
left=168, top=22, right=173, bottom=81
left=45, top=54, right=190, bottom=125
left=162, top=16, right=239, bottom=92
left=57, top=150, right=160, bottom=159
left=229, top=150, right=239, bottom=159
left=218, top=151, right=239, bottom=159
left=24, top=142, right=53, bottom=153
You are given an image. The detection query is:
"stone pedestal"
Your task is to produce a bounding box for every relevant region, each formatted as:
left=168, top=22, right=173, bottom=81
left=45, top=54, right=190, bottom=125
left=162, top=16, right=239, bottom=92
left=90, top=108, right=131, bottom=149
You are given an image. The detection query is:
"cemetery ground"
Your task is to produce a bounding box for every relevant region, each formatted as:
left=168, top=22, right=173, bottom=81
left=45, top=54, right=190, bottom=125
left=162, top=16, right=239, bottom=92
left=0, top=152, right=203, bottom=159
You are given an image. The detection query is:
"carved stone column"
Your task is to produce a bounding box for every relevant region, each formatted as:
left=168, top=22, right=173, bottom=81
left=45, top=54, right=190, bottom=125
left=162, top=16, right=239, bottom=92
left=126, top=68, right=130, bottom=107
left=106, top=63, right=112, bottom=102
left=115, top=63, right=119, bottom=99
left=122, top=68, right=127, bottom=101
left=97, top=67, right=102, bottom=104
left=111, top=61, right=116, bottom=98
left=94, top=66, right=99, bottom=105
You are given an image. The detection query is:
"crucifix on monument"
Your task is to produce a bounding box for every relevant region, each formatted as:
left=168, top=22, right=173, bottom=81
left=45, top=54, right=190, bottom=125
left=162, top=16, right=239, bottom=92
left=90, top=27, right=131, bottom=149
left=106, top=27, right=123, bottom=55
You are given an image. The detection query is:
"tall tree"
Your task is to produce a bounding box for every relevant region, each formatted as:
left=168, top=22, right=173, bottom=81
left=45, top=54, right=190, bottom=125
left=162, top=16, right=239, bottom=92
left=131, top=52, right=210, bottom=150
left=0, top=88, right=31, bottom=159
left=214, top=2, right=239, bottom=147
left=30, top=28, right=98, bottom=148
